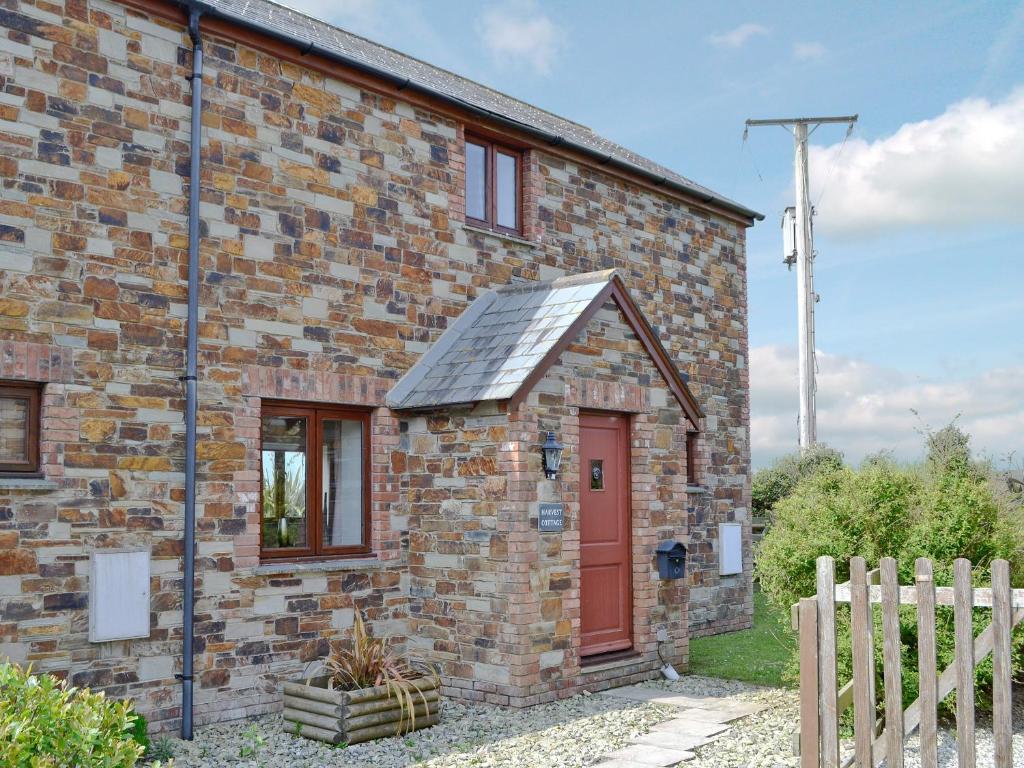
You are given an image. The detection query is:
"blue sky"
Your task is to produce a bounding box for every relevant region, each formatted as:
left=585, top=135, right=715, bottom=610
left=283, top=0, right=1024, bottom=468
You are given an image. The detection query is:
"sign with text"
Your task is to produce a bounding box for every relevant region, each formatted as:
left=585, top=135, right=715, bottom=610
left=539, top=503, right=564, bottom=532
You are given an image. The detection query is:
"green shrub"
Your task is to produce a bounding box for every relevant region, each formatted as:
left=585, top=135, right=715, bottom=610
left=148, top=736, right=177, bottom=763
left=756, top=427, right=1024, bottom=715
left=752, top=444, right=844, bottom=520
left=0, top=663, right=144, bottom=767
left=128, top=711, right=150, bottom=754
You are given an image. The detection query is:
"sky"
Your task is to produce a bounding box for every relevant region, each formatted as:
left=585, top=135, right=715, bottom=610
left=277, top=0, right=1024, bottom=469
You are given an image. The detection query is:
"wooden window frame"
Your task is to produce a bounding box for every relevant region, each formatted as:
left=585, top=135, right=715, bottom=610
left=0, top=381, right=41, bottom=476
left=259, top=401, right=372, bottom=562
left=465, top=134, right=522, bottom=235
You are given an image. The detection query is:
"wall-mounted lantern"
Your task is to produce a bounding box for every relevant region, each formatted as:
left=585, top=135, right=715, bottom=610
left=541, top=431, right=564, bottom=480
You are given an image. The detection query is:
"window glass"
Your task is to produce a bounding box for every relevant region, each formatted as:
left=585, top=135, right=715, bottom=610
left=321, top=418, right=364, bottom=547
left=590, top=459, right=604, bottom=490
left=496, top=151, right=517, bottom=229
left=0, top=396, right=28, bottom=464
left=466, top=141, right=487, bottom=221
left=261, top=415, right=308, bottom=549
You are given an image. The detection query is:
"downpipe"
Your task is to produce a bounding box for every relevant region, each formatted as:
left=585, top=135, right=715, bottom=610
left=179, top=4, right=203, bottom=741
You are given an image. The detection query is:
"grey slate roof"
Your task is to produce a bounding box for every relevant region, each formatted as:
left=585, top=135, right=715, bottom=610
left=192, top=0, right=761, bottom=221
left=387, top=271, right=619, bottom=410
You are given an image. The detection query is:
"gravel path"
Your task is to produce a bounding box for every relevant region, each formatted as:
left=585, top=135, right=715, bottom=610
left=168, top=677, right=1024, bottom=767
left=173, top=691, right=677, bottom=768
left=644, top=678, right=1024, bottom=768
left=645, top=677, right=800, bottom=768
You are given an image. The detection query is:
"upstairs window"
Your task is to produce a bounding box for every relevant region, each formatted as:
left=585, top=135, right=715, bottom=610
left=465, top=136, right=520, bottom=233
left=261, top=403, right=370, bottom=560
left=0, top=382, right=41, bottom=475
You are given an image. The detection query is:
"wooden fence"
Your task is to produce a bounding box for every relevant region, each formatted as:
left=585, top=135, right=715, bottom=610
left=795, top=555, right=1023, bottom=768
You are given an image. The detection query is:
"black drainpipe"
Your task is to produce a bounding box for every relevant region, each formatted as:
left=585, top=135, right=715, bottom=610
left=180, top=4, right=203, bottom=742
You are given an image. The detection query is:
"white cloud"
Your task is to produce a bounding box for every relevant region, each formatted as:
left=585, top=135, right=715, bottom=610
left=751, top=345, right=1024, bottom=468
left=476, top=2, right=565, bottom=75
left=708, top=23, right=770, bottom=49
left=793, top=41, right=826, bottom=60
left=809, top=89, right=1024, bottom=237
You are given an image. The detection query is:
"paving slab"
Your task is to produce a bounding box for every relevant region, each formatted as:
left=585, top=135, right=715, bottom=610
left=597, top=686, right=668, bottom=703
left=635, top=731, right=709, bottom=751
left=681, top=701, right=769, bottom=723
left=603, top=744, right=696, bottom=766
left=724, top=701, right=770, bottom=717
left=647, top=694, right=727, bottom=708
left=650, top=718, right=732, bottom=738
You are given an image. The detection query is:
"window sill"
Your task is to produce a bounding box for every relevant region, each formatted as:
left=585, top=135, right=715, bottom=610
left=462, top=223, right=540, bottom=249
left=686, top=485, right=710, bottom=495
left=254, top=556, right=395, bottom=576
left=0, top=477, right=58, bottom=491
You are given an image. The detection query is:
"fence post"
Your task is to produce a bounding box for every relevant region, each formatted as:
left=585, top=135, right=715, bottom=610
left=880, top=557, right=903, bottom=768
left=850, top=557, right=873, bottom=767
left=992, top=559, right=1013, bottom=768
left=817, top=555, right=839, bottom=768
left=799, top=597, right=819, bottom=768
left=916, top=558, right=938, bottom=768
left=953, top=558, right=975, bottom=768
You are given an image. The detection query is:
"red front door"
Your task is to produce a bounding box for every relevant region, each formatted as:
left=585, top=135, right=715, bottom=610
left=579, top=412, right=632, bottom=657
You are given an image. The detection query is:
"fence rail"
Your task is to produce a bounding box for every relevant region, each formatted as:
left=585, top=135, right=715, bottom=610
left=796, top=556, right=1023, bottom=768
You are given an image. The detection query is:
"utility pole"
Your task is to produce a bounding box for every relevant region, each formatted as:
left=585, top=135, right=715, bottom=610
left=745, top=115, right=857, bottom=451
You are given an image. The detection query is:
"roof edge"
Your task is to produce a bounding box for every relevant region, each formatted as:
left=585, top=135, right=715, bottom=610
left=171, top=0, right=764, bottom=223
left=505, top=273, right=704, bottom=429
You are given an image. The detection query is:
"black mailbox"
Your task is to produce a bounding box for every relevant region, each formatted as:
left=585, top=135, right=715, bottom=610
left=656, top=540, right=687, bottom=580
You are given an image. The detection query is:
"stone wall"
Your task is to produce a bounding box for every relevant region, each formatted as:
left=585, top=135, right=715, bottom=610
left=0, top=0, right=752, bottom=728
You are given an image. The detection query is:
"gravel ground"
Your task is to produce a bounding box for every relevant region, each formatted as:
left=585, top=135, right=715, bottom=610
left=173, top=691, right=676, bottom=768
left=647, top=677, right=801, bottom=768
left=168, top=677, right=1024, bottom=767
left=645, top=677, right=1024, bottom=768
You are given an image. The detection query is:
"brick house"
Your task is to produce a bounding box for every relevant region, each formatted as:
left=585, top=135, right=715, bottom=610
left=0, top=0, right=760, bottom=731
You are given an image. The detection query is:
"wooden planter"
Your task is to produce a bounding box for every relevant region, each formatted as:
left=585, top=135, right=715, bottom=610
left=282, top=675, right=441, bottom=745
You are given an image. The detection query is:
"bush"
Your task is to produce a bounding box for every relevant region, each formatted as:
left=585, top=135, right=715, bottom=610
left=0, top=663, right=144, bottom=767
left=752, top=444, right=844, bottom=520
left=756, top=426, right=1024, bottom=714
left=128, top=712, right=150, bottom=754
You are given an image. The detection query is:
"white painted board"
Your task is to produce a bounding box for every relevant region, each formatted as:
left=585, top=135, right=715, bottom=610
left=719, top=523, right=743, bottom=576
left=89, top=549, right=151, bottom=643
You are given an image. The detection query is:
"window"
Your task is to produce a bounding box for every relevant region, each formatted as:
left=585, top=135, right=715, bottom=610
left=260, top=403, right=370, bottom=559
left=465, top=136, right=520, bottom=233
left=0, top=382, right=41, bottom=475
left=686, top=431, right=700, bottom=486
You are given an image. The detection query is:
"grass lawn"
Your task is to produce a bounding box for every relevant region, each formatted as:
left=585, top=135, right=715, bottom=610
left=687, top=588, right=796, bottom=688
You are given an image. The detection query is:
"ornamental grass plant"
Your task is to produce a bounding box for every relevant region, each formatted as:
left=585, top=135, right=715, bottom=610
left=321, top=612, right=437, bottom=733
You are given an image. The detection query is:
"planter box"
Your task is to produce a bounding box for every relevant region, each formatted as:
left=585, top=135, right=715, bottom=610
left=282, top=675, right=441, bottom=745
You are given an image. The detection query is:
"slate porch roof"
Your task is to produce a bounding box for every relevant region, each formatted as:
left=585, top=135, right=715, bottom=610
left=187, top=0, right=761, bottom=222
left=386, top=271, right=703, bottom=429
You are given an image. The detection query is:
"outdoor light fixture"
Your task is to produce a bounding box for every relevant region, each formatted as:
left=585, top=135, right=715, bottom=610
left=541, top=431, right=564, bottom=480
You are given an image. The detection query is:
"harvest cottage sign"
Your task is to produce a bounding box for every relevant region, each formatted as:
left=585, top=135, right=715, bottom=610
left=539, top=503, right=564, bottom=532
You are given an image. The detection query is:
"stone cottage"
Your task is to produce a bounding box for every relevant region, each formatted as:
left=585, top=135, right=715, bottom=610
left=0, top=0, right=760, bottom=731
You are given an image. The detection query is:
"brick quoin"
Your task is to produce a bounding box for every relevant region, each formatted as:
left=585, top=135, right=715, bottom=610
left=0, top=0, right=754, bottom=728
